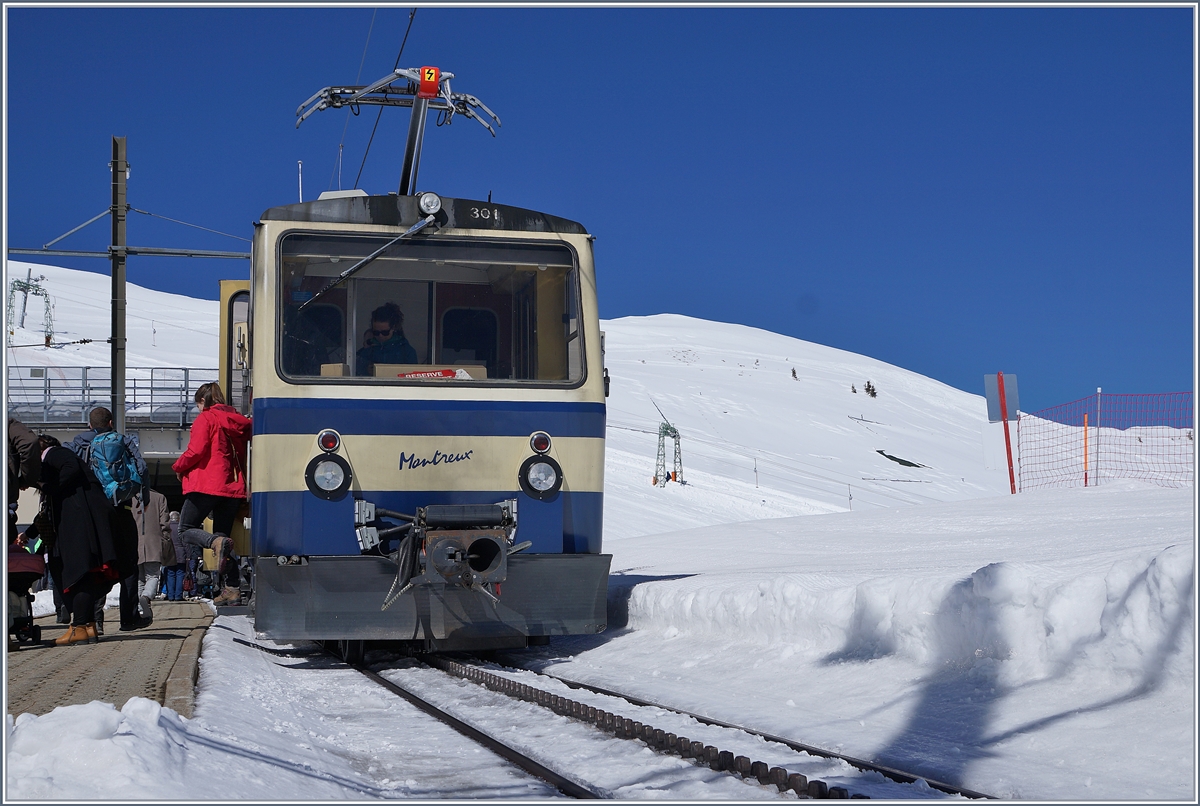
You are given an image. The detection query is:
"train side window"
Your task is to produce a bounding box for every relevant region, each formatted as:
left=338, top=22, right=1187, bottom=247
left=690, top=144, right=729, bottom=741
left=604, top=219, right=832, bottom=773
left=511, top=265, right=581, bottom=381
left=227, top=291, right=250, bottom=413
left=565, top=272, right=582, bottom=381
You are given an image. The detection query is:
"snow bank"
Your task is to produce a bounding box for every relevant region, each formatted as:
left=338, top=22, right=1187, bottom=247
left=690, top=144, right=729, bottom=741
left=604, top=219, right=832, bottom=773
left=610, top=484, right=1194, bottom=682
left=560, top=483, right=1195, bottom=799
left=613, top=544, right=1193, bottom=688
left=6, top=699, right=193, bottom=798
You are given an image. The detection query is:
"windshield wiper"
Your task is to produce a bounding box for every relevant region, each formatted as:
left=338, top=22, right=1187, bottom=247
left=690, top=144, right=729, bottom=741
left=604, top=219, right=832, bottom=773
left=297, top=214, right=436, bottom=312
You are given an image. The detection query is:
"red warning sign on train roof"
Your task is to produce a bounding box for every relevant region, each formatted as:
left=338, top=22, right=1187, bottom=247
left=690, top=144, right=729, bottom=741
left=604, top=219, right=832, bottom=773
left=417, top=66, right=440, bottom=99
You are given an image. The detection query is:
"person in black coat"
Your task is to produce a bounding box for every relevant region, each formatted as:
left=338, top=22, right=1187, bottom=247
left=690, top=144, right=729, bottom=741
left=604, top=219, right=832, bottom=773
left=38, top=436, right=134, bottom=645
left=8, top=418, right=41, bottom=544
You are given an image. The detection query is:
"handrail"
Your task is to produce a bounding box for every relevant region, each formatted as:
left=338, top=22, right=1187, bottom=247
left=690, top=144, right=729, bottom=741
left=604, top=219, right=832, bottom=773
left=6, top=365, right=219, bottom=427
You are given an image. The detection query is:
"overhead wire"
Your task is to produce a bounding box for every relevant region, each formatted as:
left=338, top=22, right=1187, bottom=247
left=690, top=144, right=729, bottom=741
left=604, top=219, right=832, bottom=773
left=127, top=207, right=250, bottom=242
left=354, top=7, right=417, bottom=190
left=18, top=281, right=217, bottom=339
left=35, top=206, right=247, bottom=249
left=7, top=338, right=105, bottom=349
left=330, top=8, right=378, bottom=192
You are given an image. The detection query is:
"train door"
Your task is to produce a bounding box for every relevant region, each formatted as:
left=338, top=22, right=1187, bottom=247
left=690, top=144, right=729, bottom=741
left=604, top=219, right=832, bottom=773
left=217, top=279, right=252, bottom=561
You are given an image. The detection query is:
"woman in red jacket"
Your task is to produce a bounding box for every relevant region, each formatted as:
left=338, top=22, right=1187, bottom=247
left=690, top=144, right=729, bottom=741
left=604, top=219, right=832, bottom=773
left=173, top=382, right=252, bottom=606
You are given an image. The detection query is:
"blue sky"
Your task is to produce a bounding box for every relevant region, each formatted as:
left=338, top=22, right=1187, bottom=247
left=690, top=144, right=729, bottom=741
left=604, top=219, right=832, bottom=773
left=4, top=5, right=1194, bottom=412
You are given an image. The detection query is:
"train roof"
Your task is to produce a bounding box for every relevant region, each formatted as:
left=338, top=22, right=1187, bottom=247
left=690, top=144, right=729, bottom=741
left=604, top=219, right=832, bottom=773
left=260, top=193, right=588, bottom=235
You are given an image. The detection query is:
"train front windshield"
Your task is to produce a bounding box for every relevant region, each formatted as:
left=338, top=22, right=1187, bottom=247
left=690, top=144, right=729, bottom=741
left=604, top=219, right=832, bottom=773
left=278, top=234, right=583, bottom=383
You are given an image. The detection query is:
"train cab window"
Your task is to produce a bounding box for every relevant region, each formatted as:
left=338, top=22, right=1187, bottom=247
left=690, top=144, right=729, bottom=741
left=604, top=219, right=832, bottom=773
left=441, top=308, right=498, bottom=378
left=278, top=233, right=584, bottom=385
left=282, top=303, right=345, bottom=376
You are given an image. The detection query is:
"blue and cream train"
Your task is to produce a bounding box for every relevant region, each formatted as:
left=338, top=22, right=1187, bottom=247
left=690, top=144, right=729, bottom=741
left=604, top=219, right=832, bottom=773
left=218, top=187, right=610, bottom=658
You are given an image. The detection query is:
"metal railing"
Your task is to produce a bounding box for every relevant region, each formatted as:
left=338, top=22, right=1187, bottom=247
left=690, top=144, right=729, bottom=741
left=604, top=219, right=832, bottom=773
left=6, top=365, right=218, bottom=427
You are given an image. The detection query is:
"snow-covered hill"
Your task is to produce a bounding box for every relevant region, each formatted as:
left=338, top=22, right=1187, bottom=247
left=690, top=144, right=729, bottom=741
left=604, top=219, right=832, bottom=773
left=6, top=261, right=218, bottom=370
left=601, top=314, right=1008, bottom=538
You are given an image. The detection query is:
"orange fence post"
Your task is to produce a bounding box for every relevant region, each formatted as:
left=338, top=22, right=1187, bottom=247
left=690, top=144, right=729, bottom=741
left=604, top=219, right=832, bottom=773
left=1083, top=413, right=1089, bottom=487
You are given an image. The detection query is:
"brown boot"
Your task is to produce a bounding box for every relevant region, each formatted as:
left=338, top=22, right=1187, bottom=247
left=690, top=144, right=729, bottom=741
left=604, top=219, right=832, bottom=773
left=54, top=625, right=92, bottom=646
left=210, top=535, right=231, bottom=560
left=84, top=623, right=100, bottom=644
left=213, top=586, right=241, bottom=606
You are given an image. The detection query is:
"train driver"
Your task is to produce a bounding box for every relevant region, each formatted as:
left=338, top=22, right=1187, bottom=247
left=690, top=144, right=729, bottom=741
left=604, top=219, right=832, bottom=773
left=355, top=302, right=418, bottom=376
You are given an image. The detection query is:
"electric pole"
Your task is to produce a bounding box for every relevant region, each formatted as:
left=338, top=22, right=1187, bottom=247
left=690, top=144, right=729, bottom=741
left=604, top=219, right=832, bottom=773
left=111, top=136, right=128, bottom=433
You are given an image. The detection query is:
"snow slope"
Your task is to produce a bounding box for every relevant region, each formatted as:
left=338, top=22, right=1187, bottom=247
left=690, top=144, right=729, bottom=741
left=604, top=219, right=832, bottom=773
left=5, top=264, right=1194, bottom=800
left=5, top=261, right=217, bottom=370
left=601, top=314, right=1009, bottom=538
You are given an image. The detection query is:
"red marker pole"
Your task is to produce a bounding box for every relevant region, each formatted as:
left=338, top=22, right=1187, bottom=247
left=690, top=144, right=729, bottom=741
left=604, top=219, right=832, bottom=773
left=997, top=371, right=1016, bottom=494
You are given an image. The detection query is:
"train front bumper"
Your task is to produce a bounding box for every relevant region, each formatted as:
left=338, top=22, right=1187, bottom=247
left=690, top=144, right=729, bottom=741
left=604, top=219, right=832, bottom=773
left=253, top=553, right=611, bottom=651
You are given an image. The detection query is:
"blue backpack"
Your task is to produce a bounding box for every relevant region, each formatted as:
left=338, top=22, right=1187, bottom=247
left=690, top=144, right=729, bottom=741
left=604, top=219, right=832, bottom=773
left=87, top=431, right=142, bottom=505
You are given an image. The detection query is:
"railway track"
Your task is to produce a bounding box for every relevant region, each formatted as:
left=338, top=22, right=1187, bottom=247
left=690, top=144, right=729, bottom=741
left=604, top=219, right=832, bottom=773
left=479, top=656, right=994, bottom=800
left=307, top=641, right=993, bottom=799
left=358, top=661, right=604, bottom=798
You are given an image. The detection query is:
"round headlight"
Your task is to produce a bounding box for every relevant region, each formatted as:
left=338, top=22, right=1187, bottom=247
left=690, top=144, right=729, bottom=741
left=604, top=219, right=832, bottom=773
left=317, top=429, right=340, bottom=452
left=305, top=453, right=352, bottom=500
left=528, top=461, right=557, bottom=491
left=529, top=431, right=552, bottom=454
left=418, top=191, right=442, bottom=215
left=313, top=460, right=344, bottom=490
left=518, top=454, right=563, bottom=501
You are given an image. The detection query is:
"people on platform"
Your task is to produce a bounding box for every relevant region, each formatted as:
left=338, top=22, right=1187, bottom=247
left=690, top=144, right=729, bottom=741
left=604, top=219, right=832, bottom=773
left=16, top=483, right=70, bottom=624
left=67, top=407, right=148, bottom=632
left=163, top=510, right=186, bottom=601
left=131, top=487, right=172, bottom=623
left=172, top=382, right=252, bottom=607
left=36, top=434, right=120, bottom=646
left=8, top=417, right=41, bottom=544
left=64, top=406, right=149, bottom=487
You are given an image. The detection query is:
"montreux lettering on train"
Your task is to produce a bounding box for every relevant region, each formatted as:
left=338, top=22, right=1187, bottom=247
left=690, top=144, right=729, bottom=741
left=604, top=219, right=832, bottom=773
left=398, top=449, right=474, bottom=470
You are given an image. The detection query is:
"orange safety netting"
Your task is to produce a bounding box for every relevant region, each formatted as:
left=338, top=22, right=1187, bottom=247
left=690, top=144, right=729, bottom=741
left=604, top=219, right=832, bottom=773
left=1017, top=392, right=1194, bottom=491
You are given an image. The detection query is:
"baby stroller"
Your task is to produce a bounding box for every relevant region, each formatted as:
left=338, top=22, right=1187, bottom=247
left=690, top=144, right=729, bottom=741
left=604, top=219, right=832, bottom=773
left=193, top=562, right=217, bottom=601
left=181, top=546, right=216, bottom=601
left=8, top=543, right=46, bottom=647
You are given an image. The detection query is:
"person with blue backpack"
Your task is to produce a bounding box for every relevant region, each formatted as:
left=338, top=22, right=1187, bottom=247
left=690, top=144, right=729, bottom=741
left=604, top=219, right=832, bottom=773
left=67, top=406, right=148, bottom=631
